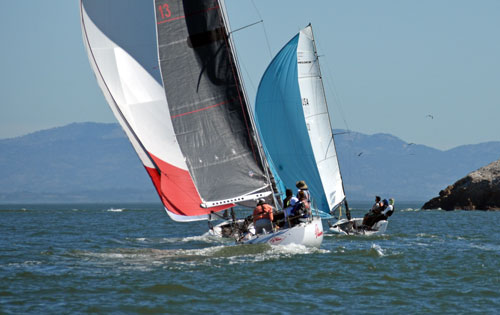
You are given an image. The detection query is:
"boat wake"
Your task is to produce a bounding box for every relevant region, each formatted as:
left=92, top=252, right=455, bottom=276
left=127, top=234, right=230, bottom=245
left=70, top=242, right=329, bottom=269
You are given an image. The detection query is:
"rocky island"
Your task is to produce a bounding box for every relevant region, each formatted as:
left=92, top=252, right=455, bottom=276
left=422, top=159, right=500, bottom=210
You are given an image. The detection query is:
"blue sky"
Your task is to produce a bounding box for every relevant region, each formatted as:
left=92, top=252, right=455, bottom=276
left=1, top=0, right=499, bottom=150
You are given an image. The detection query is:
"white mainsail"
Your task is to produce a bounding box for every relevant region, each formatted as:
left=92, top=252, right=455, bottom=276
left=297, top=26, right=346, bottom=211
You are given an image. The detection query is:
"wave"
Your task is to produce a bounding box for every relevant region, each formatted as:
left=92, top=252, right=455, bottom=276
left=141, top=283, right=200, bottom=295
left=371, top=243, right=385, bottom=257
left=0, top=208, right=30, bottom=212
left=416, top=233, right=439, bottom=238
left=469, top=243, right=500, bottom=252
left=7, top=260, right=42, bottom=267
left=399, top=208, right=421, bottom=212
left=106, top=208, right=125, bottom=212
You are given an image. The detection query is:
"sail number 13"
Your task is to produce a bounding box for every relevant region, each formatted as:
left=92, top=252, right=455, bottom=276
left=158, top=3, right=171, bottom=19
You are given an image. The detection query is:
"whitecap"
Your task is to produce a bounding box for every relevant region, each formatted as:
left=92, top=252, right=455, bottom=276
left=107, top=208, right=125, bottom=212
left=271, top=243, right=329, bottom=255
left=416, top=233, right=438, bottom=238
left=371, top=243, right=385, bottom=257
left=400, top=208, right=420, bottom=212
left=8, top=260, right=42, bottom=267
left=181, top=234, right=221, bottom=243
left=469, top=243, right=500, bottom=252
left=414, top=242, right=430, bottom=247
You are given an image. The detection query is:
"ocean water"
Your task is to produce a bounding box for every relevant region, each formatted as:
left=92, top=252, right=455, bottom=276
left=0, top=202, right=499, bottom=314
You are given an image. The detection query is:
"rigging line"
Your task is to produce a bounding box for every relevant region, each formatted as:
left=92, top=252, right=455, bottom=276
left=323, top=131, right=351, bottom=160
left=250, top=0, right=273, bottom=59
left=315, top=40, right=350, bottom=132
left=333, top=131, right=351, bottom=136
left=220, top=2, right=276, bottom=199
left=240, top=60, right=257, bottom=98
left=229, top=20, right=263, bottom=34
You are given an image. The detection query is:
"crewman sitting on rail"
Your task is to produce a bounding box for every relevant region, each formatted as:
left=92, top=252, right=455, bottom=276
left=295, top=180, right=311, bottom=203
left=283, top=189, right=299, bottom=228
left=289, top=191, right=310, bottom=227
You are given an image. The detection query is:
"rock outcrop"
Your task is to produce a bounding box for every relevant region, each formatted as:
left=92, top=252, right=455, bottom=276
left=422, top=159, right=500, bottom=210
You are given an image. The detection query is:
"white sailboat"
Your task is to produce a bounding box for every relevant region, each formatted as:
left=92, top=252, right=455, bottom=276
left=329, top=217, right=389, bottom=236
left=254, top=24, right=349, bottom=219
left=80, top=0, right=323, bottom=247
left=254, top=24, right=390, bottom=236
left=329, top=198, right=393, bottom=235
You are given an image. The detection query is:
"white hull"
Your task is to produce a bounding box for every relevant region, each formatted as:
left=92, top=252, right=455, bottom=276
left=329, top=217, right=388, bottom=236
left=206, top=217, right=324, bottom=248
left=241, top=217, right=324, bottom=248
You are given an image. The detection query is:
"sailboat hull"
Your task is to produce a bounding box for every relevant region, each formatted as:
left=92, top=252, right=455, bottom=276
left=241, top=217, right=324, bottom=248
left=329, top=218, right=388, bottom=236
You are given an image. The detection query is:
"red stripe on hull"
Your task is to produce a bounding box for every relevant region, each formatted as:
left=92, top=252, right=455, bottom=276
left=145, top=153, right=233, bottom=217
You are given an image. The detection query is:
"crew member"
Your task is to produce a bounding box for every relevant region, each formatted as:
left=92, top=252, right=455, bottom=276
left=295, top=180, right=311, bottom=202
left=253, top=198, right=274, bottom=234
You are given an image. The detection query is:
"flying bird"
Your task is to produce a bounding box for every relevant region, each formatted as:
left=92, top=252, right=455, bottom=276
left=357, top=152, right=363, bottom=157
left=426, top=114, right=434, bottom=119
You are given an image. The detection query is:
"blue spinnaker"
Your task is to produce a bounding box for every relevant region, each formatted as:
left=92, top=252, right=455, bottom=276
left=255, top=34, right=331, bottom=214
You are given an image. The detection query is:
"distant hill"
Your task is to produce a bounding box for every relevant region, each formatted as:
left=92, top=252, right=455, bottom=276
left=0, top=123, right=155, bottom=203
left=334, top=130, right=500, bottom=201
left=0, top=122, right=499, bottom=203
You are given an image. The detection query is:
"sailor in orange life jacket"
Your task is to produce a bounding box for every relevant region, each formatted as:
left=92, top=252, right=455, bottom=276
left=253, top=198, right=274, bottom=234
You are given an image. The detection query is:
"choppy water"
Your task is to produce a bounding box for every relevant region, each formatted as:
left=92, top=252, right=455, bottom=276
left=1, top=202, right=499, bottom=314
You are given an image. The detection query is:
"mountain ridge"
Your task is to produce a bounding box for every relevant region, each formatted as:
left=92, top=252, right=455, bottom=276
left=1, top=122, right=499, bottom=203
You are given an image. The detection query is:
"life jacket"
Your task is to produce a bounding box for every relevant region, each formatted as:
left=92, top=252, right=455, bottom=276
left=386, top=206, right=395, bottom=217
left=253, top=204, right=273, bottom=222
